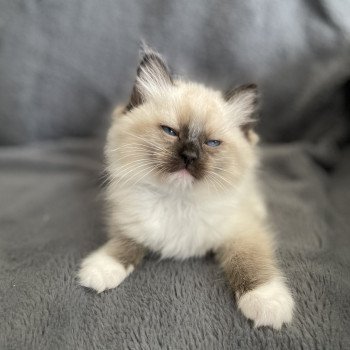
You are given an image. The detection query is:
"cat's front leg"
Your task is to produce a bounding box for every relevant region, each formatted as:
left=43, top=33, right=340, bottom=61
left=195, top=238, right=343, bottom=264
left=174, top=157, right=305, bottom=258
left=78, top=235, right=145, bottom=293
left=216, top=228, right=294, bottom=329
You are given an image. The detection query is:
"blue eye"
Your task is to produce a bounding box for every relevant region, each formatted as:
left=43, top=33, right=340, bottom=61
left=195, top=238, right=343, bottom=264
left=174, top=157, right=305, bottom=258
left=205, top=140, right=221, bottom=147
left=161, top=125, right=177, bottom=137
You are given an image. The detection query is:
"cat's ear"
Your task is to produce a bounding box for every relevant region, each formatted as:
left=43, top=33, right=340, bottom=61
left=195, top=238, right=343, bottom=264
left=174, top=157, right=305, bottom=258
left=224, top=84, right=259, bottom=144
left=125, top=44, right=173, bottom=112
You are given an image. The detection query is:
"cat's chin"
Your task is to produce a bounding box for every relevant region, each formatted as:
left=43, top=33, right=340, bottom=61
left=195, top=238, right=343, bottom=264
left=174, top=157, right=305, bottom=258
left=166, top=169, right=195, bottom=189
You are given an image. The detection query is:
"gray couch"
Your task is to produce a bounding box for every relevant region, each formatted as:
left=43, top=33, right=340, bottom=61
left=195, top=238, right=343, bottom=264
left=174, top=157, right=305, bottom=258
left=1, top=1, right=349, bottom=349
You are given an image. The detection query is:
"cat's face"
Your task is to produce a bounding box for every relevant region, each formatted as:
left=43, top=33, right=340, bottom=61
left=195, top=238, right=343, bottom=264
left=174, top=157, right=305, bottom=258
left=106, top=48, right=259, bottom=192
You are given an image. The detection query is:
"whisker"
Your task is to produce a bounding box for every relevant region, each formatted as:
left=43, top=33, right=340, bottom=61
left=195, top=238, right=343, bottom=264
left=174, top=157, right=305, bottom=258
left=109, top=144, right=141, bottom=152
left=120, top=165, right=155, bottom=187
left=212, top=166, right=238, bottom=175
left=131, top=167, right=156, bottom=187
left=123, top=131, right=173, bottom=155
left=207, top=171, right=230, bottom=190
left=104, top=162, right=153, bottom=184
left=202, top=175, right=212, bottom=193
left=115, top=160, right=156, bottom=179
left=109, top=158, right=156, bottom=175
left=210, top=171, right=233, bottom=187
left=213, top=168, right=240, bottom=181
left=114, top=153, right=147, bottom=162
left=206, top=172, right=224, bottom=192
left=117, top=148, right=178, bottom=161
left=111, top=144, right=161, bottom=153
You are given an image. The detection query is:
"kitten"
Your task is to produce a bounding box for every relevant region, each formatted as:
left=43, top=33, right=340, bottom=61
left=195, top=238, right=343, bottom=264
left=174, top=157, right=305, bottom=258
left=78, top=46, right=294, bottom=329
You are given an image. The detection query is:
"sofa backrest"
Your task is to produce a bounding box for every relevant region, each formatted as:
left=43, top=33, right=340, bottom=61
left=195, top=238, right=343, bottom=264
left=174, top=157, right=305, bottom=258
left=0, top=0, right=349, bottom=145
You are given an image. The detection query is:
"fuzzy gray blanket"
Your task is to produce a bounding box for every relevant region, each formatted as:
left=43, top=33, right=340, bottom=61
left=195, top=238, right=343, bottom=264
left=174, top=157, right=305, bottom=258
left=1, top=138, right=349, bottom=349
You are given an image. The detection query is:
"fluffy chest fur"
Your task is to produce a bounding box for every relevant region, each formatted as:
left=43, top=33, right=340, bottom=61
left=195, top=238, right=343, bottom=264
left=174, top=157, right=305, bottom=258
left=108, top=184, right=240, bottom=259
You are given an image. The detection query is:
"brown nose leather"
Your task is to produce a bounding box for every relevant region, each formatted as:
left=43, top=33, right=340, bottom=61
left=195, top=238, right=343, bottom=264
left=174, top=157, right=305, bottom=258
left=180, top=150, right=198, bottom=166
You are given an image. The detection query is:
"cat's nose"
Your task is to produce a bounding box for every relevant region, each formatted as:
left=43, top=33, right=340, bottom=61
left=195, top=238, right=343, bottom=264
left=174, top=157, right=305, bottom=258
left=180, top=150, right=198, bottom=166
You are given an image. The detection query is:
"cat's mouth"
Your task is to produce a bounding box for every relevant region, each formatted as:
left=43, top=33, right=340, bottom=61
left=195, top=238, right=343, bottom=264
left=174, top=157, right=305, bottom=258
left=161, top=158, right=204, bottom=183
left=167, top=163, right=203, bottom=182
left=176, top=168, right=193, bottom=178
left=168, top=168, right=195, bottom=184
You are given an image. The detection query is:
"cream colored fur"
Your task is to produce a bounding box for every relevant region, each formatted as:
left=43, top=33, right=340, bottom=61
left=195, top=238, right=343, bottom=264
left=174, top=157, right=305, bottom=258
left=79, top=48, right=294, bottom=329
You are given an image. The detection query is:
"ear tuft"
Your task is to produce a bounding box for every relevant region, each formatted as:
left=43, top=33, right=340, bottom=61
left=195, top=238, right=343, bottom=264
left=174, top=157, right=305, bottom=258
left=225, top=84, right=258, bottom=105
left=224, top=84, right=259, bottom=142
left=125, top=44, right=173, bottom=112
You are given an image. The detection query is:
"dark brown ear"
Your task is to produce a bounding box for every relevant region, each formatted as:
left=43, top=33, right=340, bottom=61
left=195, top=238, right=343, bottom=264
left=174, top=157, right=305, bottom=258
left=125, top=45, right=173, bottom=112
left=224, top=84, right=259, bottom=142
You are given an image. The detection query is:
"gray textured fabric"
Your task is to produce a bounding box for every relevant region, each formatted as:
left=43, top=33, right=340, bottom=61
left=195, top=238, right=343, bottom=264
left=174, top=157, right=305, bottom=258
left=1, top=0, right=350, bottom=144
left=0, top=139, right=349, bottom=349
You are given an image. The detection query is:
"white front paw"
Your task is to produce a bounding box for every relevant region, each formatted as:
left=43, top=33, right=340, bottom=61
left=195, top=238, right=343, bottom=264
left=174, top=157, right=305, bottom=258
left=237, top=278, right=294, bottom=329
left=78, top=249, right=134, bottom=293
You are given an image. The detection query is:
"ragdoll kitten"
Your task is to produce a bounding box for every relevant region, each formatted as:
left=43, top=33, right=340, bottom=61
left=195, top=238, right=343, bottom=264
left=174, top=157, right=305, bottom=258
left=78, top=46, right=294, bottom=329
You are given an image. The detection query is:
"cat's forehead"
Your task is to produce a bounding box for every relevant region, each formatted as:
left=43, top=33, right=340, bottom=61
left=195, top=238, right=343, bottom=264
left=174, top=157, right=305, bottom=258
left=165, top=82, right=228, bottom=134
